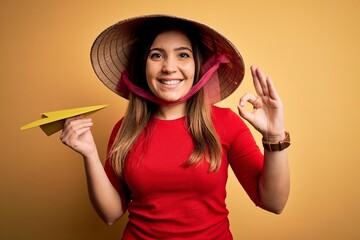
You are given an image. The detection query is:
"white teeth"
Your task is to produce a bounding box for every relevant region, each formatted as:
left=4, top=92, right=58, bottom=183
left=160, top=80, right=181, bottom=85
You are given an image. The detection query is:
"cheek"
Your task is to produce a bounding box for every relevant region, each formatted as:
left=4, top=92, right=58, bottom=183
left=145, top=60, right=151, bottom=78
left=145, top=64, right=161, bottom=95
left=145, top=74, right=155, bottom=92
left=185, top=62, right=196, bottom=83
left=145, top=61, right=154, bottom=85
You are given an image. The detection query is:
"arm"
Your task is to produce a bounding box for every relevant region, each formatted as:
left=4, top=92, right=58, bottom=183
left=237, top=66, right=290, bottom=214
left=60, top=116, right=125, bottom=224
left=259, top=144, right=290, bottom=214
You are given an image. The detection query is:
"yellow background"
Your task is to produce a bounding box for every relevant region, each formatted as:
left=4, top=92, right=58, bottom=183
left=1, top=0, right=359, bottom=239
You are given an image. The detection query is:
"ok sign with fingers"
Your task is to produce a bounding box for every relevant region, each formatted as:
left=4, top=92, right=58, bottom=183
left=238, top=65, right=285, bottom=141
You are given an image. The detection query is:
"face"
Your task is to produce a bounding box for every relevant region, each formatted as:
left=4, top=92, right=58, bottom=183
left=145, top=30, right=195, bottom=103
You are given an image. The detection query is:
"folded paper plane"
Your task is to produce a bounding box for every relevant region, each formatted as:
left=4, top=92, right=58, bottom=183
left=21, top=105, right=107, bottom=136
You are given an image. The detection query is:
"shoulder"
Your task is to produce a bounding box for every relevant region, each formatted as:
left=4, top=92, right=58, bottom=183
left=211, top=105, right=243, bottom=124
left=107, top=118, right=124, bottom=150
left=211, top=105, right=251, bottom=140
left=112, top=118, right=123, bottom=133
left=110, top=118, right=123, bottom=138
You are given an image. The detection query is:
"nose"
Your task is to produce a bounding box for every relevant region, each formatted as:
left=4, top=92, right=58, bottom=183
left=162, top=57, right=177, bottom=73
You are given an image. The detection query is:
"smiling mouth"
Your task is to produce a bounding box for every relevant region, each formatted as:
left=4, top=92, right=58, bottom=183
left=159, top=79, right=182, bottom=85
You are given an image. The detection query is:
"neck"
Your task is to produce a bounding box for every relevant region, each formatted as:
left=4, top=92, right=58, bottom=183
left=155, top=102, right=187, bottom=120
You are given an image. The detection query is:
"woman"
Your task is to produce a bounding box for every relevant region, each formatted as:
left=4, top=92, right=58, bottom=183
left=61, top=15, right=290, bottom=239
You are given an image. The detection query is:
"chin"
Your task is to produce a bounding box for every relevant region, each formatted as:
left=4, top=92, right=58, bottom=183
left=158, top=94, right=185, bottom=103
left=161, top=98, right=181, bottom=103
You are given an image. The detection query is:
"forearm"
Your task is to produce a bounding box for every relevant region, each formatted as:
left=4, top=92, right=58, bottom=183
left=83, top=150, right=125, bottom=225
left=236, top=65, right=290, bottom=213
left=258, top=148, right=290, bottom=214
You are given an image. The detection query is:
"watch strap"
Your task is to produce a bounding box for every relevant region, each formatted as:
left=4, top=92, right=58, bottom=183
left=262, top=131, right=291, bottom=151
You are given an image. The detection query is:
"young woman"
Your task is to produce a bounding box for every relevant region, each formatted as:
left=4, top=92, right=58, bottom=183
left=61, top=15, right=290, bottom=239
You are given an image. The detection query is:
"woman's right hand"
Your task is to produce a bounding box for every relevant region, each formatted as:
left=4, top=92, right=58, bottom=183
left=61, top=116, right=125, bottom=223
left=60, top=115, right=96, bottom=158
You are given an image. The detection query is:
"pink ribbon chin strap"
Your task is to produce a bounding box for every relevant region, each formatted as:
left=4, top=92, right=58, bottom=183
left=118, top=53, right=230, bottom=105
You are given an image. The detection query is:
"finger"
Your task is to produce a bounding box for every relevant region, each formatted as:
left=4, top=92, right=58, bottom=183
left=61, top=123, right=92, bottom=143
left=61, top=118, right=93, bottom=140
left=251, top=65, right=263, bottom=96
left=266, top=75, right=281, bottom=101
left=239, top=92, right=259, bottom=107
left=63, top=115, right=86, bottom=127
left=61, top=127, right=91, bottom=147
left=237, top=101, right=253, bottom=122
left=63, top=117, right=92, bottom=131
left=238, top=93, right=260, bottom=120
left=254, top=66, right=269, bottom=96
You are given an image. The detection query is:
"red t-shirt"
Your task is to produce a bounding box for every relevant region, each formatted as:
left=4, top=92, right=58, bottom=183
left=104, top=106, right=263, bottom=239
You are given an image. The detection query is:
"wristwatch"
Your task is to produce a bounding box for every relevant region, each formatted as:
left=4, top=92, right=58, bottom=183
left=262, top=131, right=291, bottom=151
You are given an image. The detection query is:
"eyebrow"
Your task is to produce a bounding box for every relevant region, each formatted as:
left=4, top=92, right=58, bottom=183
left=149, top=47, right=193, bottom=53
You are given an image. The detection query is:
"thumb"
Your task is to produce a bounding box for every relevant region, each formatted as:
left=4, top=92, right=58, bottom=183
left=237, top=103, right=253, bottom=123
left=237, top=93, right=258, bottom=122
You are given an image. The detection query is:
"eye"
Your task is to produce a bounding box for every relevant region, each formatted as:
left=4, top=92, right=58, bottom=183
left=179, top=52, right=190, bottom=58
left=149, top=52, right=163, bottom=59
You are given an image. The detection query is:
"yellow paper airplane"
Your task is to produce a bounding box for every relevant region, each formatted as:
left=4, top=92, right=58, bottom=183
left=21, top=105, right=107, bottom=136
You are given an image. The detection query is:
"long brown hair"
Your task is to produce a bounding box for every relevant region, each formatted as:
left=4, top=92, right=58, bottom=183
left=109, top=19, right=222, bottom=176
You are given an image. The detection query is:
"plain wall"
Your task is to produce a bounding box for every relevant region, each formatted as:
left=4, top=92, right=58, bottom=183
left=1, top=0, right=359, bottom=239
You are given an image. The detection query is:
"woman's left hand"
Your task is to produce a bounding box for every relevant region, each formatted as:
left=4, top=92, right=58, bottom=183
left=237, top=65, right=285, bottom=140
